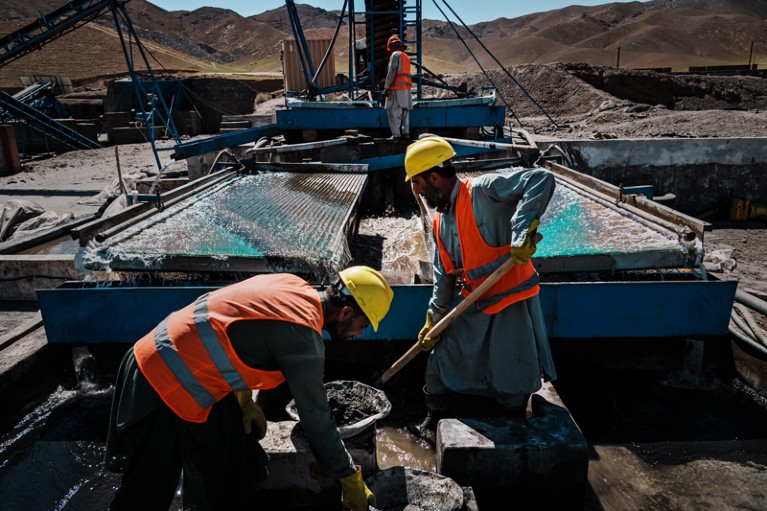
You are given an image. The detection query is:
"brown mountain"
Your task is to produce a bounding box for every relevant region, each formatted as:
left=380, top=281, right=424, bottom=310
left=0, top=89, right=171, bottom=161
left=1, top=0, right=765, bottom=89
left=252, top=4, right=344, bottom=32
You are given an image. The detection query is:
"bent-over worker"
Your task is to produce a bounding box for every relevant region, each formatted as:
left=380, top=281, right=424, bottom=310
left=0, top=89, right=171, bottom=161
left=105, top=266, right=393, bottom=511
left=404, top=135, right=558, bottom=444
left=383, top=34, right=413, bottom=139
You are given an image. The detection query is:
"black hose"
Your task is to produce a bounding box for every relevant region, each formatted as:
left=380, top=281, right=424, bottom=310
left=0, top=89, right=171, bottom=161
left=312, top=0, right=348, bottom=85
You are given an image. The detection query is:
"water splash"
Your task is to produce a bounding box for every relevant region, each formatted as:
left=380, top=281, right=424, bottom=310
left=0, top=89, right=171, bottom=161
left=538, top=180, right=681, bottom=257
left=80, top=173, right=365, bottom=275
left=356, top=214, right=430, bottom=284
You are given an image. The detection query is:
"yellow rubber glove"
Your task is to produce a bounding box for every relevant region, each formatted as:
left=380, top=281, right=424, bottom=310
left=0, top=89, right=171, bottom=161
left=418, top=311, right=441, bottom=352
left=510, top=218, right=541, bottom=265
left=235, top=390, right=267, bottom=440
left=339, top=465, right=376, bottom=511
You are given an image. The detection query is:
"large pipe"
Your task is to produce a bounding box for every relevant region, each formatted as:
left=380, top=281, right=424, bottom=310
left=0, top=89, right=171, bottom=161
left=442, top=136, right=535, bottom=153
left=247, top=138, right=348, bottom=154
left=731, top=309, right=757, bottom=343
left=733, top=303, right=767, bottom=347
left=735, top=289, right=767, bottom=317
left=730, top=323, right=767, bottom=358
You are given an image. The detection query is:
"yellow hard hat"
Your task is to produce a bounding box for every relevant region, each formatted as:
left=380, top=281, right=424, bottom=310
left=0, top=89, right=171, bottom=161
left=338, top=266, right=394, bottom=332
left=404, top=136, right=456, bottom=181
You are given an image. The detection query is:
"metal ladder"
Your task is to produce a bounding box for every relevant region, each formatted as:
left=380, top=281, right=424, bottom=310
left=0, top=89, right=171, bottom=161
left=401, top=0, right=423, bottom=100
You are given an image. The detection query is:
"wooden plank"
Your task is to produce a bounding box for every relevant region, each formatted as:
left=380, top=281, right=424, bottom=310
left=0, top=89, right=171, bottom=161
left=0, top=215, right=93, bottom=254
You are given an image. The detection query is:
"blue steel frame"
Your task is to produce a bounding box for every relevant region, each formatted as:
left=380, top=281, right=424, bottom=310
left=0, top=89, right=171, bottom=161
left=275, top=104, right=505, bottom=131
left=110, top=2, right=181, bottom=169
left=37, top=279, right=737, bottom=344
left=282, top=0, right=424, bottom=100
left=0, top=0, right=180, bottom=171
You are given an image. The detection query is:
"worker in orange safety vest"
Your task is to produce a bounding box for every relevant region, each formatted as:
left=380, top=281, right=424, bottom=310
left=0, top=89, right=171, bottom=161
left=383, top=34, right=413, bottom=139
left=403, top=135, right=558, bottom=445
left=105, top=266, right=393, bottom=511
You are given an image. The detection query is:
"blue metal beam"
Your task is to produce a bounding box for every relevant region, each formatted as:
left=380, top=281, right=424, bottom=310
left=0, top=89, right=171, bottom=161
left=276, top=105, right=505, bottom=130
left=38, top=278, right=736, bottom=344
left=172, top=124, right=283, bottom=159
left=357, top=137, right=514, bottom=172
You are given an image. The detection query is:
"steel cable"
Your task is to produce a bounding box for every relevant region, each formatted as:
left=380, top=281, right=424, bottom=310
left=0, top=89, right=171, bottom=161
left=429, top=0, right=522, bottom=127
left=437, top=0, right=559, bottom=128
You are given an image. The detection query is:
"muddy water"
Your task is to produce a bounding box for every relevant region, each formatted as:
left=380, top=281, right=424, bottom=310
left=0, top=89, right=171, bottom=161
left=0, top=383, right=120, bottom=510
left=3, top=345, right=767, bottom=510
left=376, top=426, right=436, bottom=473
left=0, top=348, right=184, bottom=511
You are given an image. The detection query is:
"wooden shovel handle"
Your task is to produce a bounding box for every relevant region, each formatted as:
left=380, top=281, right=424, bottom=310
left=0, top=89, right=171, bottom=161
left=379, top=257, right=517, bottom=385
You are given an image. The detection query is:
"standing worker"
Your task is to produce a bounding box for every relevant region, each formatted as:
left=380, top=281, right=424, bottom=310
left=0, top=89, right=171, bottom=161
left=105, top=266, right=393, bottom=511
left=403, top=135, right=558, bottom=445
left=383, top=35, right=413, bottom=140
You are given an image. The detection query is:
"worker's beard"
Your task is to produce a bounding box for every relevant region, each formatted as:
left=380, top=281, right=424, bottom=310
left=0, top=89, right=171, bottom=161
left=326, top=314, right=357, bottom=341
left=422, top=182, right=449, bottom=211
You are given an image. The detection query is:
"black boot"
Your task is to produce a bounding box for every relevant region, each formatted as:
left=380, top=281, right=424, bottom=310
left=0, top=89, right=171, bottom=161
left=407, top=386, right=449, bottom=446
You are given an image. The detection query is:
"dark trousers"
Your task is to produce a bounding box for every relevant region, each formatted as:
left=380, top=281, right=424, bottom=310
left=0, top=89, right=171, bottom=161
left=110, top=394, right=267, bottom=511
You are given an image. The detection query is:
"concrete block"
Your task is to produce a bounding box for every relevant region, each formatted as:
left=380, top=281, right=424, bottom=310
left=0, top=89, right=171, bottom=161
left=436, top=383, right=588, bottom=508
left=0, top=255, right=84, bottom=301
left=256, top=420, right=376, bottom=507
left=110, top=126, right=163, bottom=145
left=171, top=111, right=203, bottom=136
left=220, top=120, right=252, bottom=130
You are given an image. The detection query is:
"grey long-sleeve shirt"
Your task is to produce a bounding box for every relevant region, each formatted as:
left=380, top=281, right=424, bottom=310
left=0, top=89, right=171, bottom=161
left=429, top=168, right=556, bottom=320
left=228, top=316, right=355, bottom=479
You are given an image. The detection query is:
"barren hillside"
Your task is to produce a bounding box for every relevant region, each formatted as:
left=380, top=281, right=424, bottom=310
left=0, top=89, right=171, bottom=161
left=2, top=0, right=767, bottom=89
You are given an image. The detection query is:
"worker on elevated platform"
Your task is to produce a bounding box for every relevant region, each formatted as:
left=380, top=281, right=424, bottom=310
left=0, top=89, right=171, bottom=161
left=383, top=35, right=413, bottom=140
left=403, top=135, right=558, bottom=445
left=105, top=266, right=393, bottom=511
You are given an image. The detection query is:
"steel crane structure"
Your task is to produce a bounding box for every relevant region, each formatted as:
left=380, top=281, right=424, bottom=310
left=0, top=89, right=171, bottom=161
left=0, top=0, right=180, bottom=169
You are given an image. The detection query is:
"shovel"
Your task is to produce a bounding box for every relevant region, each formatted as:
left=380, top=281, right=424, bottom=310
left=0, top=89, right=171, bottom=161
left=377, top=236, right=543, bottom=387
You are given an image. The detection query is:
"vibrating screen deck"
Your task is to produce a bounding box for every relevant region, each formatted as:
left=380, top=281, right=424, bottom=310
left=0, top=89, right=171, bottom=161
left=81, top=169, right=685, bottom=275
left=82, top=172, right=367, bottom=274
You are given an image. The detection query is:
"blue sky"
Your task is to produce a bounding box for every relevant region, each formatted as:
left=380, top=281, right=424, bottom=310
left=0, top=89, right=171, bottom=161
left=148, top=1, right=648, bottom=25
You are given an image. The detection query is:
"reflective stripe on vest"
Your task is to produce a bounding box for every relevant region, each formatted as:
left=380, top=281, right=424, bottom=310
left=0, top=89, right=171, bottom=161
left=433, top=178, right=540, bottom=314
left=390, top=51, right=412, bottom=90
left=134, top=274, right=323, bottom=423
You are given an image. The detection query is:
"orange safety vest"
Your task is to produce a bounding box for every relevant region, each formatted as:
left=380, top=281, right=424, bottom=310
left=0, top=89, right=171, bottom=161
left=390, top=51, right=412, bottom=90
left=134, top=274, right=323, bottom=423
left=433, top=178, right=540, bottom=314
